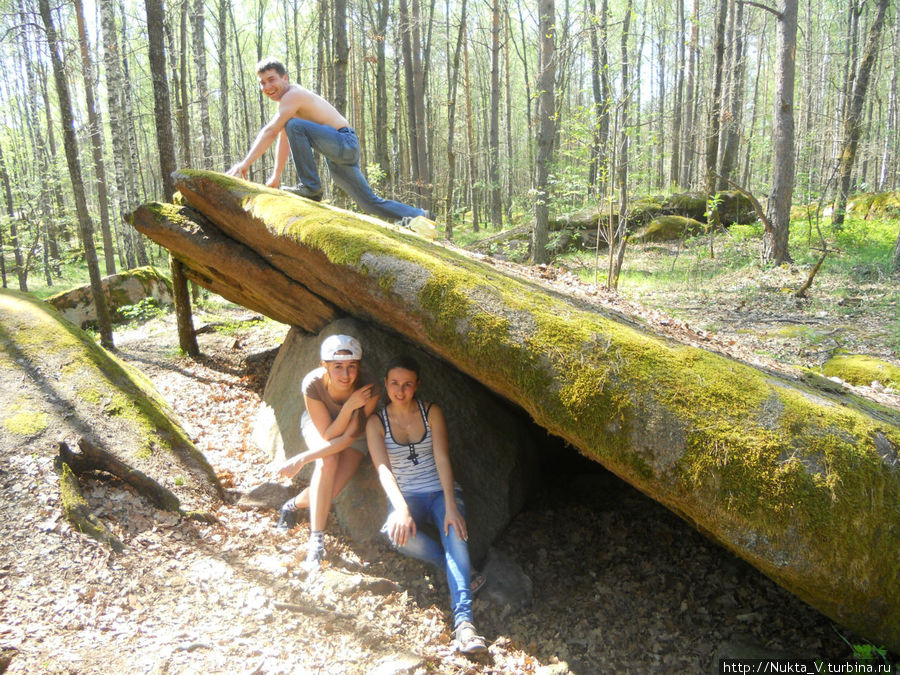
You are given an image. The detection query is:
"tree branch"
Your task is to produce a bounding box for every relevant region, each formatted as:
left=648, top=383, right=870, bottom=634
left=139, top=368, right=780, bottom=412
left=739, top=0, right=783, bottom=19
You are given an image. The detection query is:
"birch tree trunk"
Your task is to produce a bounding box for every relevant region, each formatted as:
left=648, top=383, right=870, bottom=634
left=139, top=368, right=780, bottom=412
left=191, top=0, right=213, bottom=167
left=532, top=0, right=555, bottom=265
left=74, top=0, right=116, bottom=276
left=38, top=0, right=114, bottom=348
left=217, top=0, right=232, bottom=166
left=488, top=0, right=502, bottom=229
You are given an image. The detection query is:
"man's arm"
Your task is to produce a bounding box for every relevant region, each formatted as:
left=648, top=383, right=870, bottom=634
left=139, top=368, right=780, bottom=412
left=226, top=92, right=299, bottom=179
left=266, top=129, right=291, bottom=188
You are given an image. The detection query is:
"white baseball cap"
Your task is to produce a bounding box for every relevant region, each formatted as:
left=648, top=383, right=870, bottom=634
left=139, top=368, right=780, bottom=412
left=320, top=334, right=362, bottom=361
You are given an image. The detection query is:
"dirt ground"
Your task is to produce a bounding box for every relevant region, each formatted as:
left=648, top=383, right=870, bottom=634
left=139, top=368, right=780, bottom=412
left=1, top=279, right=895, bottom=673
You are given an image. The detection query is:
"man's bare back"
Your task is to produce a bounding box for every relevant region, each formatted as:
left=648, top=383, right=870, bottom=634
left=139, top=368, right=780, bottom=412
left=282, top=84, right=349, bottom=130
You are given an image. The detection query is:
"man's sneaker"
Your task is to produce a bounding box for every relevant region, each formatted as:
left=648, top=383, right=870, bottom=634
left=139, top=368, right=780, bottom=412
left=283, top=184, right=323, bottom=202
left=275, top=501, right=298, bottom=532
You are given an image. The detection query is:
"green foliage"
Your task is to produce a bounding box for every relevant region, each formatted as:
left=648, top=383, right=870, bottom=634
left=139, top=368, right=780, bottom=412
left=118, top=297, right=165, bottom=325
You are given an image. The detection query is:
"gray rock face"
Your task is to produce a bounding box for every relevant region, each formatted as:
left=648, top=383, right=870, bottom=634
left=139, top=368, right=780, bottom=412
left=46, top=266, right=173, bottom=327
left=253, top=317, right=541, bottom=562
left=476, top=547, right=534, bottom=622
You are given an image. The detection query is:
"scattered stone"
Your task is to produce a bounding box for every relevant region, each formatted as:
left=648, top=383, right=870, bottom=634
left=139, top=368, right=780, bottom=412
left=370, top=652, right=427, bottom=675
left=476, top=547, right=533, bottom=623
left=711, top=635, right=807, bottom=675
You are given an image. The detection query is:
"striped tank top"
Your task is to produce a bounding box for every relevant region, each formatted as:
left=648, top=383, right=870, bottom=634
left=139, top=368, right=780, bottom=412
left=378, top=399, right=443, bottom=495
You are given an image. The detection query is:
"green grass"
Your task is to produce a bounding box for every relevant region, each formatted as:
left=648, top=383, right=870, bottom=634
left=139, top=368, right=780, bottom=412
left=1, top=244, right=169, bottom=300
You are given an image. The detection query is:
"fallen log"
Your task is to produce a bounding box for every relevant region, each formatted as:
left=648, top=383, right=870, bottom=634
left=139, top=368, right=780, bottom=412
left=130, top=170, right=900, bottom=652
left=126, top=203, right=337, bottom=331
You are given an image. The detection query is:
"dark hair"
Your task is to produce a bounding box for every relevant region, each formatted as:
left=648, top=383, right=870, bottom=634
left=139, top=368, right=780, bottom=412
left=256, top=57, right=286, bottom=76
left=384, top=355, right=420, bottom=380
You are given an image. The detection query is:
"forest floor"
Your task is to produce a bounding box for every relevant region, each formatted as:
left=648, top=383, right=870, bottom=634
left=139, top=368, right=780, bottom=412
left=3, top=231, right=898, bottom=674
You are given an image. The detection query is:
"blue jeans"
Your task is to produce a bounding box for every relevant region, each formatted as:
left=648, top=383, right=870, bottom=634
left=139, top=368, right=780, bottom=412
left=284, top=118, right=426, bottom=221
left=384, top=490, right=473, bottom=627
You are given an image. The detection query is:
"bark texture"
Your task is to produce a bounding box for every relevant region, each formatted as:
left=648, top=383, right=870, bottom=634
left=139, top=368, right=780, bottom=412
left=130, top=171, right=900, bottom=653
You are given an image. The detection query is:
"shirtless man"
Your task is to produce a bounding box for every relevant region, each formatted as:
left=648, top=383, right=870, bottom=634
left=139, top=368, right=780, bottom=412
left=227, top=58, right=429, bottom=223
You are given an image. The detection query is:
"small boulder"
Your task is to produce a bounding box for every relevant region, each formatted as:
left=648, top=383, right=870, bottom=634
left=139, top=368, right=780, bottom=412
left=46, top=266, right=173, bottom=328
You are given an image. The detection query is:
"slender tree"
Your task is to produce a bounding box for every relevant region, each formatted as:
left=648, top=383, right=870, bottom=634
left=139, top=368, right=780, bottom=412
left=444, top=0, right=468, bottom=239
left=832, top=0, right=890, bottom=228
left=74, top=0, right=116, bottom=276
left=38, top=0, right=114, bottom=348
left=488, top=0, right=502, bottom=229
left=762, top=0, right=798, bottom=264
left=217, top=0, right=232, bottom=166
left=145, top=0, right=199, bottom=357
left=333, top=0, right=349, bottom=115
left=533, top=0, right=555, bottom=264
left=191, top=0, right=213, bottom=166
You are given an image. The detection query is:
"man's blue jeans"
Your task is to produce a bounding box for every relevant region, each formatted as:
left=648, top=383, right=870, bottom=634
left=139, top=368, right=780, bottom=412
left=384, top=490, right=473, bottom=627
left=284, top=118, right=426, bottom=221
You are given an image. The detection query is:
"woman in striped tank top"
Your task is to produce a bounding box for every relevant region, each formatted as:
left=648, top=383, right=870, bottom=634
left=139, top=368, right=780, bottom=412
left=366, top=355, right=488, bottom=655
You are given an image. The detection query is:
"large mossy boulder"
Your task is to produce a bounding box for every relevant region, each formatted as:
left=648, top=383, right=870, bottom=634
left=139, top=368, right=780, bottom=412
left=550, top=190, right=756, bottom=242
left=632, top=215, right=707, bottom=243
left=254, top=317, right=541, bottom=562
left=0, top=289, right=222, bottom=513
left=46, top=266, right=173, bottom=328
left=130, top=170, right=900, bottom=651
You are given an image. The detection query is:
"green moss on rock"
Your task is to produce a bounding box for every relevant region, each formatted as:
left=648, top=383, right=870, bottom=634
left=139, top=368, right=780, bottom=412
left=823, top=354, right=900, bottom=389
left=3, top=410, right=50, bottom=436
left=633, top=215, right=707, bottom=243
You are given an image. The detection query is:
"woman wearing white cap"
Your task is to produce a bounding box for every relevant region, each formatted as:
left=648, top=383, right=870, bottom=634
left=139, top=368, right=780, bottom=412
left=276, top=334, right=379, bottom=570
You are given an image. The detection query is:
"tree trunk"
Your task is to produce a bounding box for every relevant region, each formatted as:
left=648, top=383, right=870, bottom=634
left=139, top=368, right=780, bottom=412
left=718, top=0, right=744, bottom=189
left=38, top=0, right=114, bottom=348
left=681, top=0, right=700, bottom=188
left=587, top=0, right=610, bottom=197
left=532, top=0, right=555, bottom=264
left=503, top=9, right=513, bottom=219
left=669, top=0, right=684, bottom=188
left=217, top=0, right=232, bottom=166
left=444, top=0, right=467, bottom=239
left=100, top=0, right=134, bottom=269
left=706, top=0, right=729, bottom=199
left=488, top=0, right=502, bottom=229
left=462, top=28, right=479, bottom=232
left=145, top=0, right=199, bottom=358
left=373, top=0, right=391, bottom=188
left=762, top=0, right=798, bottom=264
left=611, top=0, right=631, bottom=288
left=0, top=141, right=15, bottom=288
left=333, top=0, right=349, bottom=116
left=74, top=0, right=116, bottom=276
left=832, top=0, right=890, bottom=228
left=191, top=0, right=213, bottom=167
left=118, top=0, right=149, bottom=266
